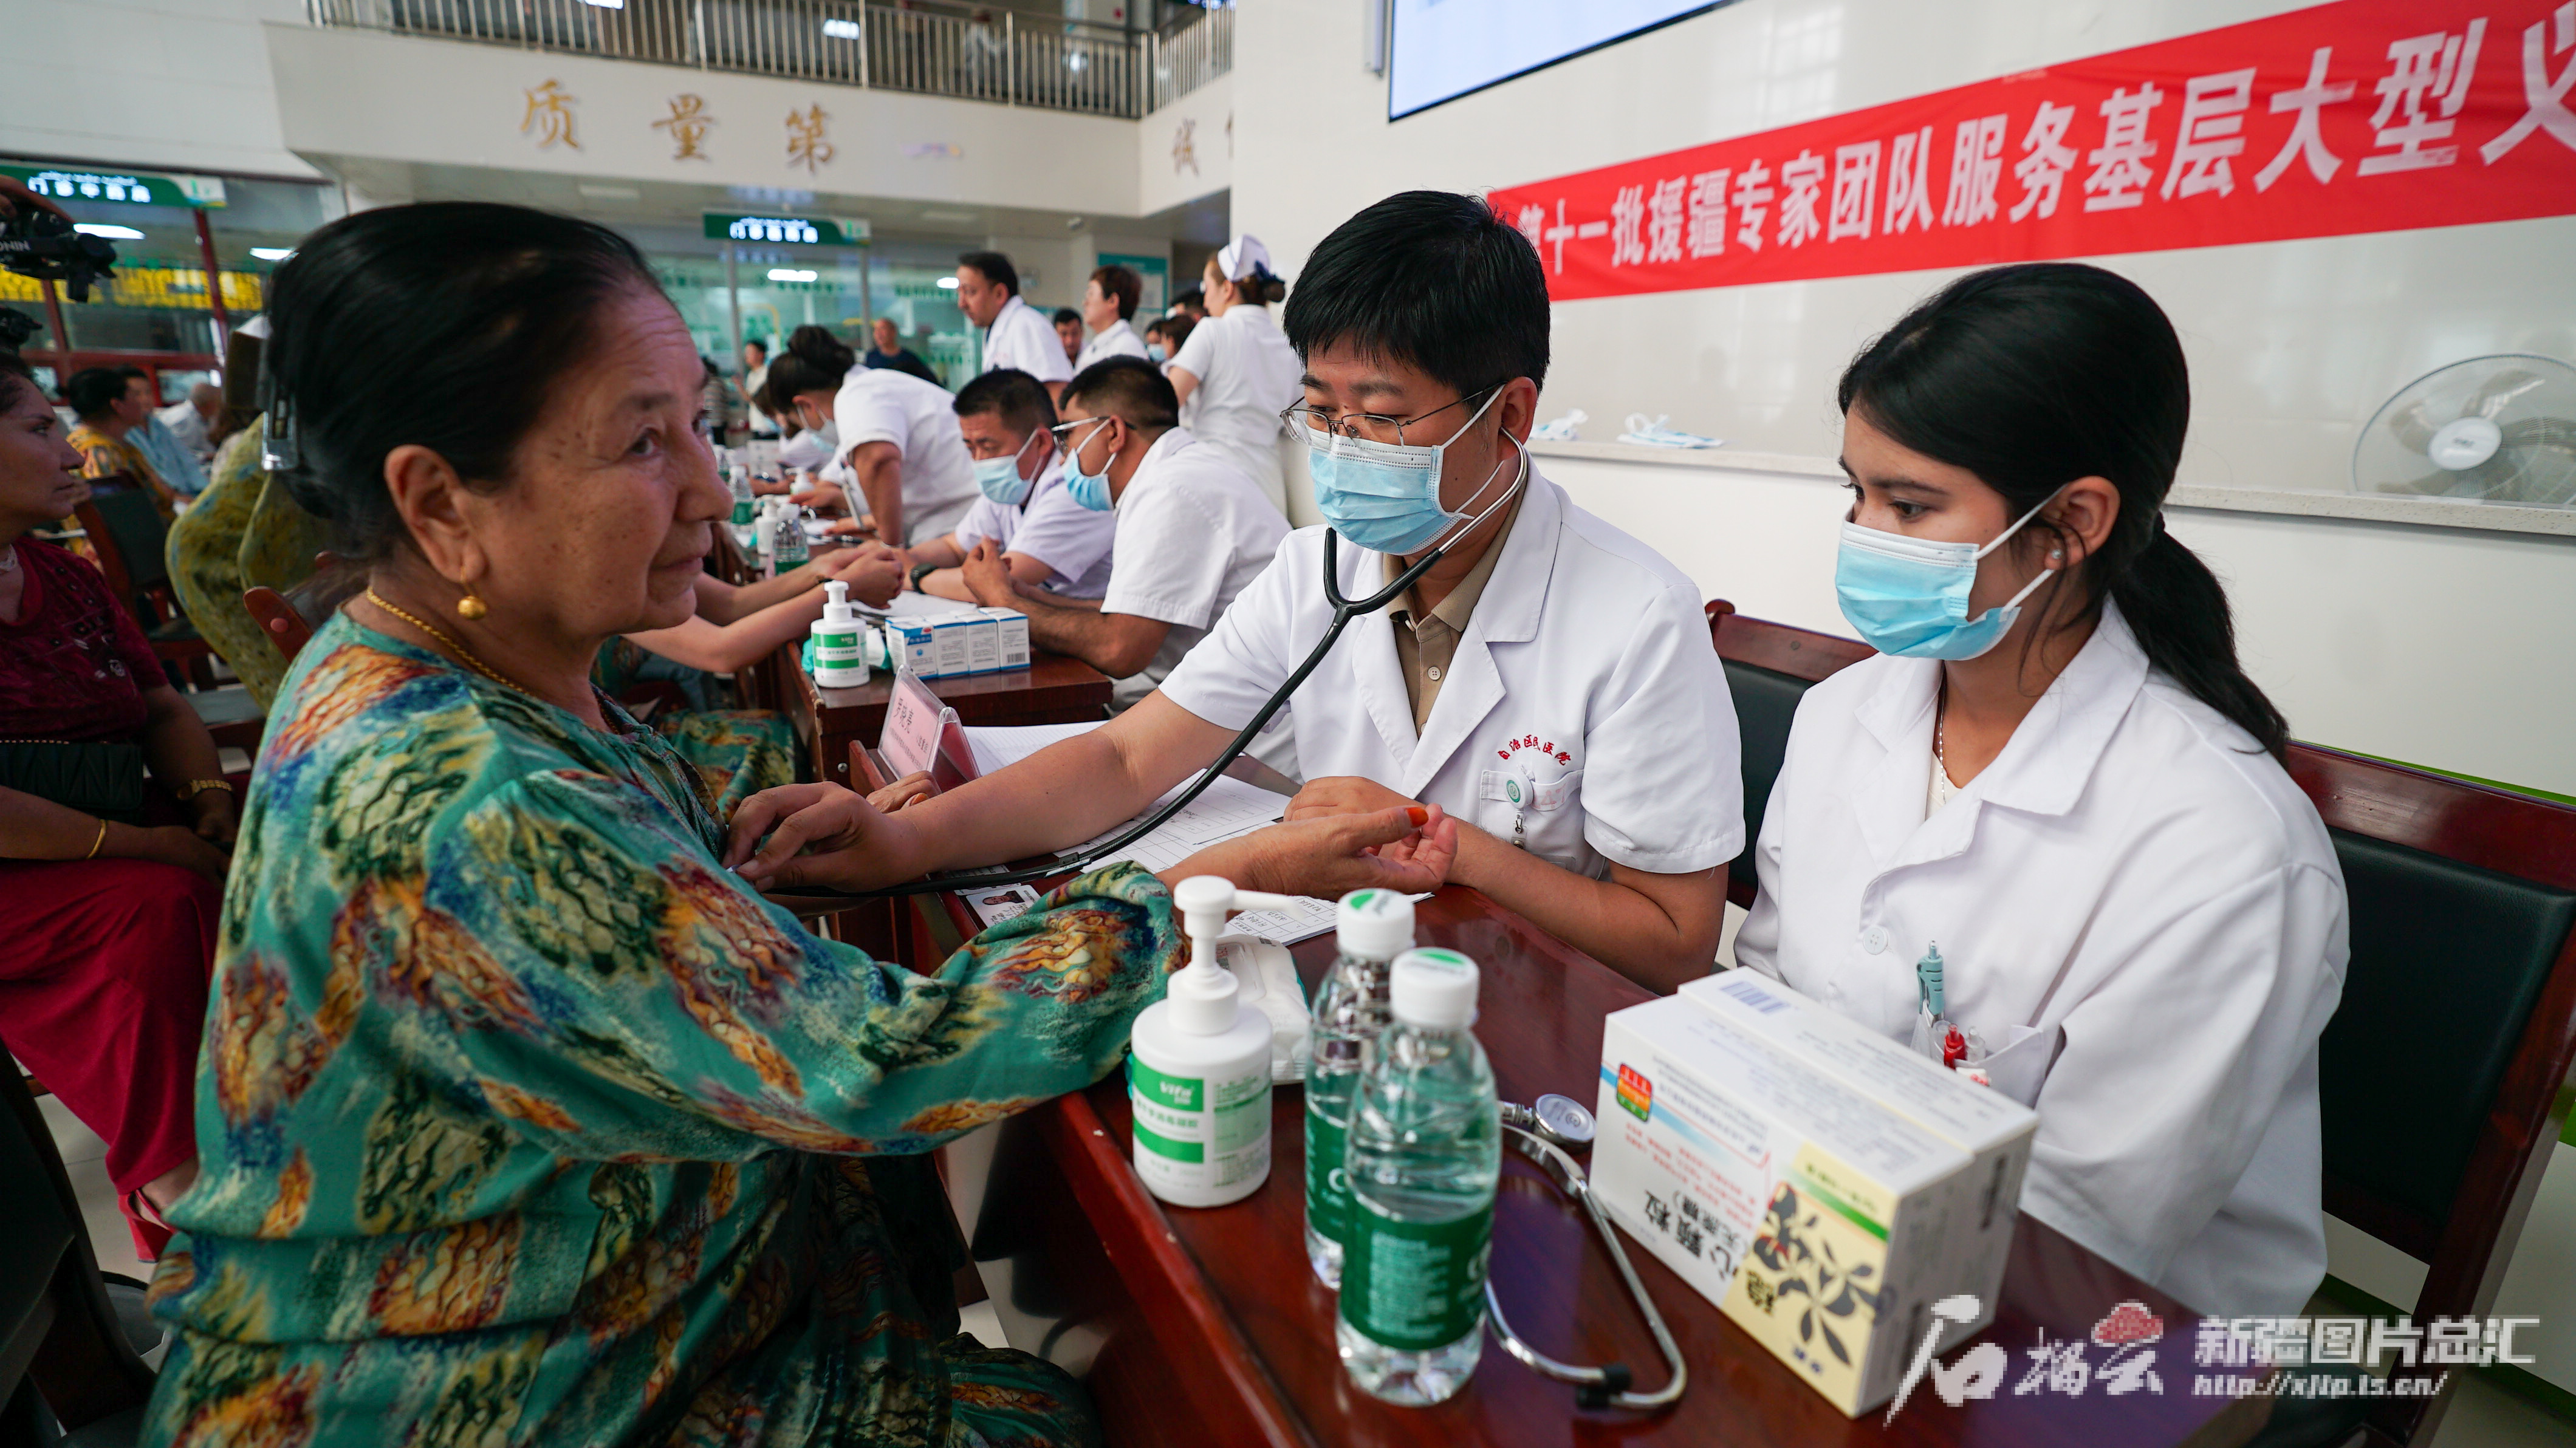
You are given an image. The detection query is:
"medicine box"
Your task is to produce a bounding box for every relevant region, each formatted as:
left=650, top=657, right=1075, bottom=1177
left=979, top=607, right=1031, bottom=670
left=927, top=615, right=992, bottom=678
left=1592, top=986, right=2031, bottom=1416
left=888, top=620, right=939, bottom=677
left=1679, top=972, right=2035, bottom=1356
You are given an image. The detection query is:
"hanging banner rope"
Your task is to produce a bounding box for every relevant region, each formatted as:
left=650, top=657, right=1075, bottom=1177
left=1488, top=0, right=2576, bottom=300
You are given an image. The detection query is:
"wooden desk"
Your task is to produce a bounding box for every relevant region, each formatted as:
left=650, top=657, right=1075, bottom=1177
left=942, top=887, right=2269, bottom=1448
left=778, top=644, right=1114, bottom=788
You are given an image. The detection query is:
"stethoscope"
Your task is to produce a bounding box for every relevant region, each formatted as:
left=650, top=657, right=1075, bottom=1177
left=770, top=431, right=1533, bottom=905
left=1492, top=1095, right=1690, bottom=1413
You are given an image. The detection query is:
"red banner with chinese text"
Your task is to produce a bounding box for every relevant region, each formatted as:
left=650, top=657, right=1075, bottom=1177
left=1487, top=0, right=2576, bottom=299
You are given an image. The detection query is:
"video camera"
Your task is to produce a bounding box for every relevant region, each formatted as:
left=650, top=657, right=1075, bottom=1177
left=0, top=203, right=118, bottom=303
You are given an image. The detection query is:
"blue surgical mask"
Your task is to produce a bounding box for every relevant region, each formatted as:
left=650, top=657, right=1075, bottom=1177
left=1145, top=343, right=1168, bottom=364
left=1303, top=386, right=1519, bottom=555
left=973, top=434, right=1040, bottom=505
left=1834, top=490, right=2064, bottom=660
left=1064, top=418, right=1115, bottom=511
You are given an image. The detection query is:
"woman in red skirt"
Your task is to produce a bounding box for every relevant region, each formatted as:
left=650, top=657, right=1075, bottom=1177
left=0, top=340, right=234, bottom=1258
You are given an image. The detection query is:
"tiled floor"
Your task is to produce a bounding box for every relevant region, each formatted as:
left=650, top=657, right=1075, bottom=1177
left=38, top=1093, right=154, bottom=1279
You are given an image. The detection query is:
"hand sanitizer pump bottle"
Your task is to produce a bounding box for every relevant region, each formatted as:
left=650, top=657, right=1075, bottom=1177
left=1128, top=875, right=1296, bottom=1207
left=809, top=580, right=869, bottom=688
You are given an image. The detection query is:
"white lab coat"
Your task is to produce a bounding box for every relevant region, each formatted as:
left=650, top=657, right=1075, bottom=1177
left=1160, top=468, right=1743, bottom=881
left=1732, top=603, right=2348, bottom=1318
left=979, top=294, right=1074, bottom=384
left=1075, top=318, right=1149, bottom=371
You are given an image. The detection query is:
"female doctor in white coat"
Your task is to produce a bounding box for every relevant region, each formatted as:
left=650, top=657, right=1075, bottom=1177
left=1733, top=263, right=2348, bottom=1320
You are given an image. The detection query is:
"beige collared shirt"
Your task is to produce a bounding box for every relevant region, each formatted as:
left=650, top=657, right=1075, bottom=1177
left=1383, top=497, right=1522, bottom=731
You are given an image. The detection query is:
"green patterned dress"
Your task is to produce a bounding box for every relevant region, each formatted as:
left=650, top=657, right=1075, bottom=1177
left=144, top=611, right=1178, bottom=1447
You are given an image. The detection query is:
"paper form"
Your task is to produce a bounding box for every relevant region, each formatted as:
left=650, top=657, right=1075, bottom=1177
left=965, top=721, right=1108, bottom=777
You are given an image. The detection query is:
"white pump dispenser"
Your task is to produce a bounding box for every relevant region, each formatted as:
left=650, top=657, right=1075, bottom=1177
left=1128, top=875, right=1295, bottom=1207
left=809, top=580, right=869, bottom=687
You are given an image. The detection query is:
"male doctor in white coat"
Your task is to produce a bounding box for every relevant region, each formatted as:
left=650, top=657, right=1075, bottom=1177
left=728, top=191, right=1744, bottom=989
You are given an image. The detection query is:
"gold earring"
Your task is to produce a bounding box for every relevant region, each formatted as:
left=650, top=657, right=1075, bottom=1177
left=457, top=590, right=488, bottom=621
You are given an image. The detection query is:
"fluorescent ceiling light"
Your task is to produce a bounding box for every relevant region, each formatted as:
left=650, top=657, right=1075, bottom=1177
left=580, top=0, right=624, bottom=8
left=577, top=183, right=639, bottom=199
left=249, top=247, right=295, bottom=262
left=919, top=208, right=976, bottom=222
left=936, top=276, right=960, bottom=289
left=75, top=223, right=144, bottom=240
left=822, top=17, right=860, bottom=39
left=768, top=268, right=818, bottom=283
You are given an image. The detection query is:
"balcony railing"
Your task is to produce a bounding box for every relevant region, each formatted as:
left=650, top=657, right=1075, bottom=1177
left=306, top=0, right=1230, bottom=119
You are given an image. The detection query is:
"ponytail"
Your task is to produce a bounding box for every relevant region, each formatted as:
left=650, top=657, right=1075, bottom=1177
left=1840, top=262, right=2290, bottom=758
left=2110, top=527, right=2288, bottom=757
left=761, top=323, right=856, bottom=414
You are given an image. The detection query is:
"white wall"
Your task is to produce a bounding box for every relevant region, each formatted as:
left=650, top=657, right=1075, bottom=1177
left=263, top=24, right=1145, bottom=216
left=1235, top=0, right=2576, bottom=798
left=1234, top=0, right=2576, bottom=491
left=1136, top=73, right=1231, bottom=216
left=1, top=0, right=320, bottom=179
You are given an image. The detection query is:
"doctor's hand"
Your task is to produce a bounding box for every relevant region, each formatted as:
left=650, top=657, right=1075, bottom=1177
left=724, top=782, right=928, bottom=892
left=959, top=539, right=1021, bottom=609
left=868, top=771, right=937, bottom=813
left=1165, top=805, right=1457, bottom=900
left=1283, top=775, right=1423, bottom=824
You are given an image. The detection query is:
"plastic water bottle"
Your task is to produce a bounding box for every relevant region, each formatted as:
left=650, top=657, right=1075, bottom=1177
left=775, top=502, right=810, bottom=569
left=1306, top=889, right=1415, bottom=1288
left=728, top=463, right=756, bottom=527
left=1337, top=948, right=1499, bottom=1405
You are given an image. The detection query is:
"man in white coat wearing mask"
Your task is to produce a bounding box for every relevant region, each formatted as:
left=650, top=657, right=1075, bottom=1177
left=727, top=191, right=1745, bottom=991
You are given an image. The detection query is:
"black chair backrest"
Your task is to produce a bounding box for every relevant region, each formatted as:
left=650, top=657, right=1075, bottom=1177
left=86, top=488, right=172, bottom=595
left=2319, top=832, right=2576, bottom=1233
left=1720, top=658, right=1810, bottom=889
left=2287, top=745, right=2576, bottom=1446
left=0, top=1068, right=155, bottom=1433
left=1705, top=602, right=1874, bottom=907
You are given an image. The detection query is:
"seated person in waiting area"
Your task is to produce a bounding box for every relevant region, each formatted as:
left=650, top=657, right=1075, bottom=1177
left=899, top=367, right=1117, bottom=603
left=957, top=357, right=1290, bottom=722
left=732, top=191, right=1744, bottom=993
left=1735, top=264, right=2348, bottom=1319
left=143, top=199, right=1452, bottom=1448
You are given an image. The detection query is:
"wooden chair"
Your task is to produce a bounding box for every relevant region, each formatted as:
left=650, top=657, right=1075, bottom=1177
left=74, top=490, right=264, bottom=752
left=241, top=586, right=312, bottom=664
left=73, top=488, right=212, bottom=681
left=0, top=1065, right=155, bottom=1446
left=1704, top=599, right=1872, bottom=907
left=1702, top=601, right=2576, bottom=1447
left=2289, top=746, right=2576, bottom=1447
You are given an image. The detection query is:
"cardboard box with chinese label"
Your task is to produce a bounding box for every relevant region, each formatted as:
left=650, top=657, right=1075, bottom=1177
left=1592, top=974, right=2036, bottom=1415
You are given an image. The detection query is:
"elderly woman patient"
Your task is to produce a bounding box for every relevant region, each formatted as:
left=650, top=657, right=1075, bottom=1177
left=145, top=203, right=1453, bottom=1447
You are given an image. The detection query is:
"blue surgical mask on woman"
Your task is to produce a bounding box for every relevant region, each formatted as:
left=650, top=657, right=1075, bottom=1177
left=1834, top=489, right=2066, bottom=660
left=1063, top=418, right=1116, bottom=511
left=973, top=433, right=1041, bottom=505
left=1301, top=385, right=1521, bottom=555
left=1145, top=343, right=1168, bottom=364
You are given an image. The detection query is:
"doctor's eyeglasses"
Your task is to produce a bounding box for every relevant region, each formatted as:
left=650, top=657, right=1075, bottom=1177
left=1281, top=383, right=1501, bottom=448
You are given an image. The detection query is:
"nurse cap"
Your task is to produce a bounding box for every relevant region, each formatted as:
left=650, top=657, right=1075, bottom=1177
left=1215, top=234, right=1273, bottom=282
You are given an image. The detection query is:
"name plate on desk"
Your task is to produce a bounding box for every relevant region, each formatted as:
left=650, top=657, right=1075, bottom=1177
left=880, top=670, right=977, bottom=790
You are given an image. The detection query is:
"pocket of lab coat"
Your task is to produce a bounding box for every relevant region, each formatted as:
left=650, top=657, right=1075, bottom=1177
left=1981, top=1023, right=2061, bottom=1108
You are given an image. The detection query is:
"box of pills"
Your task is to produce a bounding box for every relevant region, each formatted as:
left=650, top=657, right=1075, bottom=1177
left=928, top=615, right=992, bottom=678
left=1679, top=972, right=2035, bottom=1358
left=979, top=608, right=1031, bottom=671
left=1593, top=993, right=2027, bottom=1416
left=888, top=620, right=939, bottom=677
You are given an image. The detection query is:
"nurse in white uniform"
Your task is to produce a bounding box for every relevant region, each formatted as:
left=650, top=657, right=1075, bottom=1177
left=1732, top=263, right=2348, bottom=1319
left=1165, top=236, right=1303, bottom=517
left=730, top=193, right=1742, bottom=988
